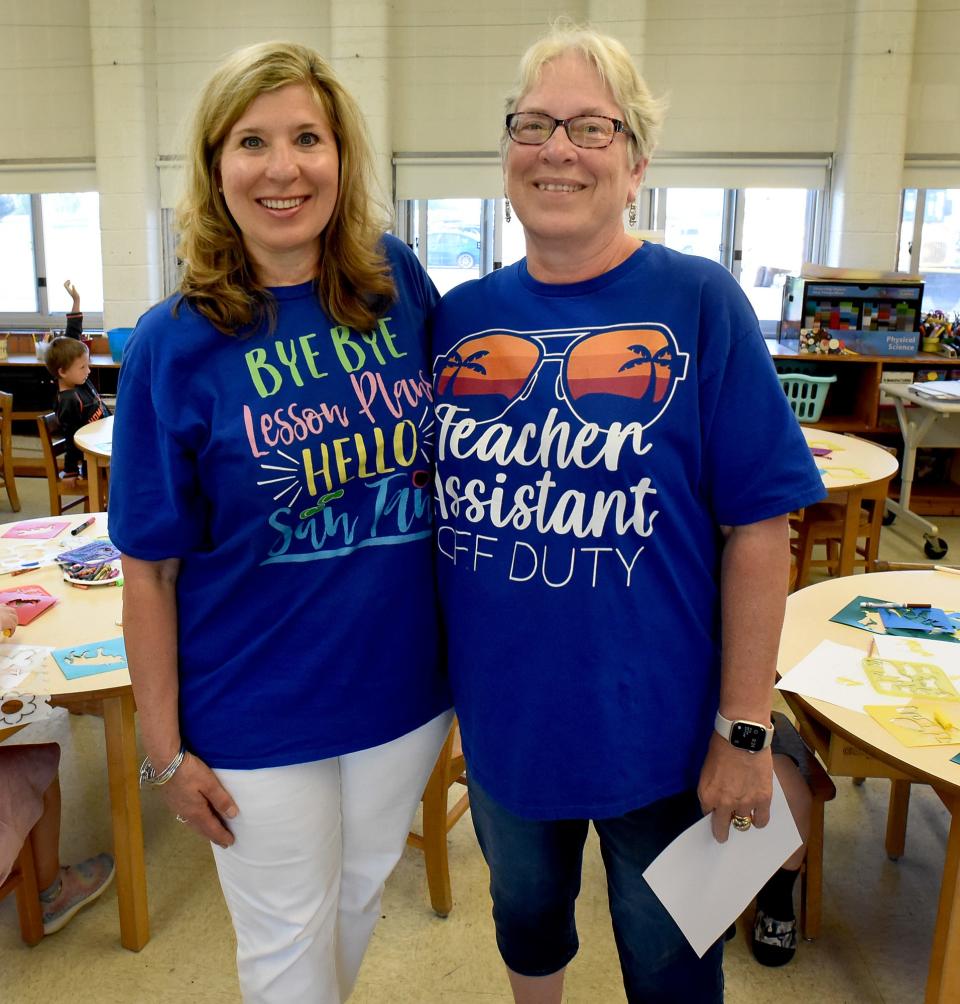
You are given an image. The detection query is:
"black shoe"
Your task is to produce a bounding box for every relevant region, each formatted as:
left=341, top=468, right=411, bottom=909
left=751, top=908, right=798, bottom=967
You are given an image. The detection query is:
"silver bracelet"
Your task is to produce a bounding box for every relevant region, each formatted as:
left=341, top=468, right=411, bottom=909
left=139, top=746, right=186, bottom=788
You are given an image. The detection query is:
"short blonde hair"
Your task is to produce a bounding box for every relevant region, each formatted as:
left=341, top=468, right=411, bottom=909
left=503, top=21, right=666, bottom=168
left=176, top=40, right=395, bottom=335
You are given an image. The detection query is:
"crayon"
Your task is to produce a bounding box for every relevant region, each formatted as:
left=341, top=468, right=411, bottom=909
left=934, top=710, right=955, bottom=732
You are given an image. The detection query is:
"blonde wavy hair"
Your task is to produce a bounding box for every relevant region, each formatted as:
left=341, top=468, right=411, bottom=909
left=176, top=41, right=395, bottom=335
left=502, top=20, right=667, bottom=169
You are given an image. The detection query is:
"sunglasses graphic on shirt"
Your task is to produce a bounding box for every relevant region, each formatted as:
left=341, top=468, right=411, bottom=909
left=435, top=324, right=689, bottom=431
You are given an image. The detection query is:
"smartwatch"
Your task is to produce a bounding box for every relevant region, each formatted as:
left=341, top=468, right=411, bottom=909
left=714, top=712, right=774, bottom=753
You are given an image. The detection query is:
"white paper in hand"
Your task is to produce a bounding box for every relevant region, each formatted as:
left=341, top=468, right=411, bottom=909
left=642, top=774, right=802, bottom=957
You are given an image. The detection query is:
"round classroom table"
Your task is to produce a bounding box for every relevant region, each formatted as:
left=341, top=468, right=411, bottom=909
left=779, top=569, right=960, bottom=1003
left=0, top=510, right=147, bottom=950
left=73, top=414, right=113, bottom=511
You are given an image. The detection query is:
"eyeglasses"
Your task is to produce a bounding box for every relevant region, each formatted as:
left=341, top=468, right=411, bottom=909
left=505, top=112, right=631, bottom=150
left=435, top=327, right=689, bottom=432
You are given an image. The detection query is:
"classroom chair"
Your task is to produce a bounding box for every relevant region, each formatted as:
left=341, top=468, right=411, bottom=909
left=789, top=470, right=895, bottom=589
left=36, top=412, right=90, bottom=517
left=407, top=717, right=469, bottom=917
left=0, top=391, right=21, bottom=512
left=0, top=825, right=44, bottom=946
left=770, top=711, right=837, bottom=940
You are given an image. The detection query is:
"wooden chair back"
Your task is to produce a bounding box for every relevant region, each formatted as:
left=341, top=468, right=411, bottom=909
left=0, top=391, right=20, bottom=512
left=36, top=413, right=89, bottom=516
left=407, top=718, right=469, bottom=917
left=790, top=473, right=895, bottom=590
left=0, top=829, right=44, bottom=945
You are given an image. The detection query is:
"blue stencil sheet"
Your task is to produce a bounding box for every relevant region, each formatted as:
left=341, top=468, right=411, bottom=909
left=51, top=637, right=127, bottom=679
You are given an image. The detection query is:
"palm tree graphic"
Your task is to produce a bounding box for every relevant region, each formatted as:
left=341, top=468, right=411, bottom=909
left=441, top=348, right=489, bottom=394
left=618, top=344, right=674, bottom=398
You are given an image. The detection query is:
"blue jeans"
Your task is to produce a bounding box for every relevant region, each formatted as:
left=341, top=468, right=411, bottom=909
left=468, top=778, right=724, bottom=1003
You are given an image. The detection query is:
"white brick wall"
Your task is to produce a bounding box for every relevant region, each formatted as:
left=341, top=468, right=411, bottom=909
left=0, top=0, right=94, bottom=160
left=907, top=0, right=960, bottom=154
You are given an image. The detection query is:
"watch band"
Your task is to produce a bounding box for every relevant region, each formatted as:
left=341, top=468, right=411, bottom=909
left=714, top=712, right=774, bottom=749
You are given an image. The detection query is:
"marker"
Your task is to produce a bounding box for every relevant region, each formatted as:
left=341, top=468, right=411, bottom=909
left=70, top=517, right=95, bottom=536
left=934, top=710, right=955, bottom=732
left=859, top=601, right=932, bottom=610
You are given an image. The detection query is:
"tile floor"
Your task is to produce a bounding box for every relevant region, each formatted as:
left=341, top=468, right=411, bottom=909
left=1, top=475, right=959, bottom=1003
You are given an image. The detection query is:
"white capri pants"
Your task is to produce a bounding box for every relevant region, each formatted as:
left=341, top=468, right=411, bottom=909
left=211, top=709, right=453, bottom=1004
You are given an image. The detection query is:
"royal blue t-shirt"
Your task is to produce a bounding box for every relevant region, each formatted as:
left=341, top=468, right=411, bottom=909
left=109, top=235, right=451, bottom=768
left=432, top=242, right=825, bottom=820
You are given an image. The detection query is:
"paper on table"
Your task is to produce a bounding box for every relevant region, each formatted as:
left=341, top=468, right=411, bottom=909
left=0, top=691, right=56, bottom=728
left=50, top=637, right=127, bottom=680
left=776, top=639, right=904, bottom=713
left=0, top=644, right=54, bottom=691
left=909, top=381, right=960, bottom=401
left=872, top=634, right=960, bottom=677
left=643, top=775, right=801, bottom=958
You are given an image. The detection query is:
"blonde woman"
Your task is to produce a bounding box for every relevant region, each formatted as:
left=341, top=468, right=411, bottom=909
left=432, top=22, right=824, bottom=1003
left=109, top=42, right=451, bottom=1003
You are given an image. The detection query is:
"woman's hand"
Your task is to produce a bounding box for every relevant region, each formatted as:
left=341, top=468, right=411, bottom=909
left=159, top=751, right=239, bottom=848
left=697, top=732, right=773, bottom=843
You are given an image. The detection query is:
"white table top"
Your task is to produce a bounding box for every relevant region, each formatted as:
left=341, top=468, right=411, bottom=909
left=778, top=569, right=960, bottom=792
left=0, top=511, right=126, bottom=698
left=880, top=381, right=960, bottom=413
left=801, top=426, right=900, bottom=491
left=74, top=414, right=113, bottom=459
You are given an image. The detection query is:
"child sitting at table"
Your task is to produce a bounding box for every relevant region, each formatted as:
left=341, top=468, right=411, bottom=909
left=43, top=334, right=110, bottom=485
left=0, top=608, right=115, bottom=935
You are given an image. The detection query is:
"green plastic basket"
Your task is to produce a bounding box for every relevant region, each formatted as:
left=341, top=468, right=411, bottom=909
left=776, top=372, right=837, bottom=424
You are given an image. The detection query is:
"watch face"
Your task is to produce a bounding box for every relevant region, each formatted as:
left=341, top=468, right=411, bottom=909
left=730, top=721, right=767, bottom=752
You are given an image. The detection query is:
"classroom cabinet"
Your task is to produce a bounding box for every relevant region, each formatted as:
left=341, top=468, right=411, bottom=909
left=768, top=341, right=960, bottom=516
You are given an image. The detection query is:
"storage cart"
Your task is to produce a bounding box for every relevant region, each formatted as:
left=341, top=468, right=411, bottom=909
left=879, top=381, right=960, bottom=559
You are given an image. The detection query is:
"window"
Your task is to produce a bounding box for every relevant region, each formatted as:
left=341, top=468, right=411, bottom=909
left=421, top=199, right=482, bottom=295
left=0, top=195, right=37, bottom=313
left=898, top=188, right=960, bottom=315
left=738, top=188, right=811, bottom=326
left=655, top=186, right=822, bottom=332
left=398, top=183, right=823, bottom=334
left=0, top=192, right=103, bottom=328
left=663, top=188, right=724, bottom=263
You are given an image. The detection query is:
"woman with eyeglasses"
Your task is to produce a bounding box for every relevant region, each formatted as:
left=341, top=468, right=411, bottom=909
left=432, top=21, right=825, bottom=1003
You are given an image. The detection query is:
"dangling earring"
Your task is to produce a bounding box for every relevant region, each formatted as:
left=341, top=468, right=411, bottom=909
left=504, top=196, right=512, bottom=223
left=628, top=201, right=638, bottom=227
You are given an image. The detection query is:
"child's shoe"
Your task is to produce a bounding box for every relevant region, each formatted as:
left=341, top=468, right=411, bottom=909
left=40, top=853, right=115, bottom=935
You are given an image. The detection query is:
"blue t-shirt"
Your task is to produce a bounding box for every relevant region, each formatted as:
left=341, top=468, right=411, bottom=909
left=109, top=235, right=451, bottom=769
left=432, top=242, right=825, bottom=820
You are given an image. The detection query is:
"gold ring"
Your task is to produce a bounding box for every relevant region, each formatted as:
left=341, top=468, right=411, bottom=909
left=175, top=814, right=188, bottom=824
left=732, top=813, right=753, bottom=832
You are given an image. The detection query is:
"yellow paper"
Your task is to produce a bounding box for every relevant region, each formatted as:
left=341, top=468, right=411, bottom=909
left=862, top=657, right=960, bottom=702
left=866, top=701, right=960, bottom=747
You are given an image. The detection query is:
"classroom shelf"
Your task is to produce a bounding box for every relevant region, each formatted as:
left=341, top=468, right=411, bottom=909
left=767, top=341, right=960, bottom=514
